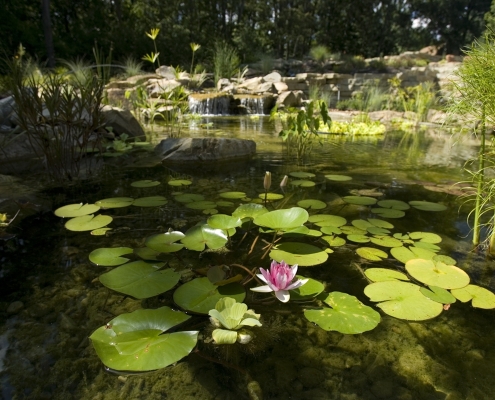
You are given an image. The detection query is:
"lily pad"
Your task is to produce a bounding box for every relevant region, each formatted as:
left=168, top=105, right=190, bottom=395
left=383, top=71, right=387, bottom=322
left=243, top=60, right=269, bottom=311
left=451, top=284, right=495, bottom=309
left=181, top=224, right=228, bottom=251
left=145, top=231, right=185, bottom=253
left=390, top=246, right=436, bottom=263
left=207, top=214, right=242, bottom=231
left=258, top=192, right=285, bottom=200
left=91, top=227, right=113, bottom=236
left=347, top=234, right=370, bottom=243
left=99, top=261, right=180, bottom=299
left=95, top=197, right=134, bottom=209
left=420, top=285, right=457, bottom=304
left=168, top=179, right=192, bottom=186
left=132, top=196, right=168, bottom=207
left=89, top=307, right=198, bottom=371
left=364, top=281, right=443, bottom=320
left=134, top=247, right=161, bottom=261
left=232, top=204, right=268, bottom=220
left=54, top=203, right=100, bottom=218
left=65, top=214, right=113, bottom=232
left=219, top=191, right=247, bottom=199
left=89, top=247, right=134, bottom=266
left=131, top=180, right=161, bottom=188
left=409, top=232, right=442, bottom=244
left=325, top=174, right=352, bottom=181
left=290, top=180, right=316, bottom=187
left=367, top=226, right=390, bottom=235
left=356, top=248, right=389, bottom=261
left=352, top=219, right=374, bottom=230
left=320, top=226, right=342, bottom=235
left=253, top=207, right=309, bottom=231
left=340, top=226, right=367, bottom=235
left=343, top=196, right=377, bottom=206
left=370, top=208, right=405, bottom=218
left=270, top=242, right=328, bottom=267
left=405, top=259, right=470, bottom=289
left=173, top=277, right=245, bottom=314
left=304, top=292, right=380, bottom=334
left=368, top=219, right=394, bottom=229
left=370, top=236, right=403, bottom=248
left=289, top=171, right=315, bottom=178
left=175, top=194, right=204, bottom=203
left=290, top=276, right=325, bottom=300
left=409, top=201, right=447, bottom=212
left=309, top=214, right=347, bottom=227
left=364, top=268, right=409, bottom=281
left=413, top=241, right=441, bottom=251
left=321, top=235, right=346, bottom=247
left=186, top=201, right=218, bottom=210
left=433, top=254, right=457, bottom=265
left=377, top=199, right=410, bottom=210
left=297, top=199, right=327, bottom=210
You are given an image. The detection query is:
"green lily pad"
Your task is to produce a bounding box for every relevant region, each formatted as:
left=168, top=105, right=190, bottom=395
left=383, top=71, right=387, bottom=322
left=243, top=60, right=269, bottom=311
left=89, top=307, right=198, bottom=371
left=352, top=219, right=374, bottom=230
left=175, top=194, right=204, bottom=203
left=309, top=214, right=347, bottom=227
left=168, top=179, right=192, bottom=186
left=91, top=227, right=113, bottom=236
left=173, top=277, right=245, bottom=314
left=290, top=180, right=316, bottom=187
left=420, top=285, right=457, bottom=304
left=364, top=268, right=409, bottom=282
left=364, top=281, right=443, bottom=320
left=95, top=197, right=134, bottom=209
left=343, top=196, right=377, bottom=206
left=131, top=180, right=161, bottom=188
left=270, top=242, right=328, bottom=267
left=340, top=226, right=367, bottom=235
left=304, top=292, right=380, bottom=334
left=393, top=233, right=410, bottom=240
left=132, top=196, right=168, bottom=207
left=254, top=207, right=309, bottom=231
left=370, top=208, right=405, bottom=218
left=433, top=255, right=457, bottom=265
left=203, top=208, right=218, bottom=215
left=320, top=226, right=342, bottom=235
left=390, top=246, right=437, bottom=264
left=356, top=248, right=389, bottom=261
left=54, top=203, right=100, bottom=218
left=207, top=214, right=242, bottom=231
left=216, top=201, right=235, bottom=207
left=367, top=226, right=391, bottom=235
left=347, top=234, right=370, bottom=243
left=451, top=284, right=495, bottom=309
left=181, top=224, right=228, bottom=251
left=219, top=191, right=247, bottom=199
left=325, top=174, right=352, bottom=181
left=409, top=201, right=447, bottom=212
left=409, top=232, right=442, bottom=244
left=145, top=231, right=185, bottom=253
left=186, top=201, right=218, bottom=210
left=259, top=193, right=285, bottom=201
left=370, top=236, right=403, bottom=248
left=413, top=241, right=441, bottom=251
left=297, top=199, right=327, bottom=210
left=89, top=247, right=134, bottom=266
left=65, top=214, right=113, bottom=232
left=232, top=204, right=268, bottom=220
left=377, top=199, right=410, bottom=210
left=368, top=219, right=394, bottom=229
left=99, top=261, right=180, bottom=299
left=405, top=259, right=470, bottom=289
left=290, top=276, right=325, bottom=300
left=281, top=226, right=310, bottom=237
left=321, top=235, right=346, bottom=247
left=133, top=247, right=161, bottom=261
left=289, top=171, right=315, bottom=178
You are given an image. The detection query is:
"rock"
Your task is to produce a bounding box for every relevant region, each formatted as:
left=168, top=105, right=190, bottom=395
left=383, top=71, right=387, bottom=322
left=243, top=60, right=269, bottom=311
left=155, top=137, right=256, bottom=164
left=217, top=78, right=231, bottom=91
left=7, top=301, right=24, bottom=314
left=238, top=77, right=263, bottom=91
left=263, top=71, right=282, bottom=83
left=274, top=82, right=289, bottom=92
left=0, top=96, right=15, bottom=127
left=146, top=78, right=181, bottom=97
left=155, top=65, right=177, bottom=79
left=101, top=105, right=145, bottom=139
left=276, top=91, right=302, bottom=108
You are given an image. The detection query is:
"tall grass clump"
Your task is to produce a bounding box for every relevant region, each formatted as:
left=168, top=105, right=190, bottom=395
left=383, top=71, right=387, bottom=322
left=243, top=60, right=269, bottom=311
left=388, top=77, right=437, bottom=122
left=213, top=41, right=241, bottom=85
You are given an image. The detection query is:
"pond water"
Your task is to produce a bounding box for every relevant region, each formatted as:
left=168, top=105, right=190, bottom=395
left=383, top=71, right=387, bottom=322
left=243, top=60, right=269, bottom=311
left=1, top=116, right=494, bottom=400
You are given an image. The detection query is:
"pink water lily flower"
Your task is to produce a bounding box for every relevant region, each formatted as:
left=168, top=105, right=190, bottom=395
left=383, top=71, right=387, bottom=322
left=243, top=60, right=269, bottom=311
left=251, top=260, right=308, bottom=303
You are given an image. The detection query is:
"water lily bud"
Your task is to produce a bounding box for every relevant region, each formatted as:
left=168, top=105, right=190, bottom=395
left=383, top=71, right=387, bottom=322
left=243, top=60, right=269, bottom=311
left=237, top=331, right=253, bottom=344
left=264, top=171, right=272, bottom=191
left=280, top=175, right=288, bottom=190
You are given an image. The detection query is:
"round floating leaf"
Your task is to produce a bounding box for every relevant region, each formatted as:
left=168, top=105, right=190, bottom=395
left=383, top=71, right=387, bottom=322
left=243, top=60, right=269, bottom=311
left=89, top=247, right=134, bottom=266
left=433, top=254, right=457, bottom=265
left=405, top=259, right=470, bottom=289
left=325, top=174, right=352, bottom=181
left=95, top=197, right=134, bottom=209
left=390, top=246, right=436, bottom=263
left=347, top=234, right=370, bottom=243
left=89, top=307, right=198, bottom=371
left=320, top=226, right=342, bottom=235
left=289, top=171, right=315, bottom=178
left=368, top=219, right=394, bottom=229
left=270, top=242, right=328, bottom=267
left=91, top=227, right=112, bottom=236
left=409, top=201, right=447, bottom=212
left=304, top=292, right=380, bottom=334
left=232, top=204, right=268, bottom=220
left=258, top=192, right=285, bottom=200
left=207, top=214, right=242, bottom=230
left=310, top=214, right=347, bottom=227
left=321, top=235, right=346, bottom=247
left=352, top=219, right=374, bottom=230
left=253, top=207, right=309, bottom=231
left=451, top=285, right=495, bottom=309
left=409, top=232, right=442, bottom=244
left=364, top=268, right=409, bottom=282
left=377, top=199, right=410, bottom=210
left=99, top=261, right=179, bottom=299
left=290, top=276, right=325, bottom=300
left=364, top=281, right=443, bottom=321
left=203, top=208, right=218, bottom=215
left=145, top=231, right=185, bottom=253
left=413, top=241, right=441, bottom=251
left=393, top=233, right=409, bottom=240
left=297, top=199, right=327, bottom=210
left=175, top=194, right=204, bottom=203
left=370, top=236, right=403, bottom=248
left=356, top=248, right=389, bottom=261
left=420, top=286, right=456, bottom=304
left=340, top=226, right=367, bottom=235
left=134, top=247, right=161, bottom=261
left=216, top=201, right=235, bottom=207
left=281, top=226, right=310, bottom=237
left=54, top=203, right=100, bottom=218
left=65, top=214, right=113, bottom=232
left=367, top=226, right=390, bottom=235
left=131, top=180, right=161, bottom=188
left=343, top=196, right=377, bottom=206
left=168, top=179, right=192, bottom=186
left=306, top=229, right=323, bottom=237
left=370, top=208, right=405, bottom=218
left=181, top=224, right=228, bottom=251
left=219, top=191, right=247, bottom=199
left=186, top=201, right=217, bottom=210
left=290, top=180, right=316, bottom=187
left=173, top=277, right=245, bottom=314
left=132, top=196, right=168, bottom=207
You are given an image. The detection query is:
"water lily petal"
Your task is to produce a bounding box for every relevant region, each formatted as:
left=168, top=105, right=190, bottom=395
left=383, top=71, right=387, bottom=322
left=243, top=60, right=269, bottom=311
left=290, top=264, right=299, bottom=278
left=257, top=273, right=269, bottom=284
left=275, top=290, right=290, bottom=303
left=286, top=278, right=309, bottom=291
left=251, top=285, right=274, bottom=293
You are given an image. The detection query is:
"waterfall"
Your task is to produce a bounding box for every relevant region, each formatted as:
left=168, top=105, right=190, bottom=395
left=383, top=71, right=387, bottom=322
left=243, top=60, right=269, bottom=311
left=238, top=96, right=265, bottom=115
left=188, top=96, right=231, bottom=115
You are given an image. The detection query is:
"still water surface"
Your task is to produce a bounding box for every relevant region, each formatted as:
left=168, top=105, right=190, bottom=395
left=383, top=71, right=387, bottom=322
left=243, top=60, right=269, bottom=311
left=1, top=117, right=494, bottom=400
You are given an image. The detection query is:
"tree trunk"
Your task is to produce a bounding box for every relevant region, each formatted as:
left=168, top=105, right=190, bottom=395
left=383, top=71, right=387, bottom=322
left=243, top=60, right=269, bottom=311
left=41, top=0, right=55, bottom=68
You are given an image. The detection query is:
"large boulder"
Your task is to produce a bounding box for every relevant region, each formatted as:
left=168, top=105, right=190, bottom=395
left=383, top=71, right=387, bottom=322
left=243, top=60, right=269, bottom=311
left=101, top=105, right=146, bottom=139
left=0, top=96, right=15, bottom=128
left=155, top=138, right=256, bottom=164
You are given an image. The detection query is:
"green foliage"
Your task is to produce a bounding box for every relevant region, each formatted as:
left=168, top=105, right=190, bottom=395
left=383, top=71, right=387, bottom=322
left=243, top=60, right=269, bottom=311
left=336, top=80, right=387, bottom=112
left=121, top=56, right=143, bottom=78
left=387, top=77, right=437, bottom=122
left=212, top=41, right=241, bottom=85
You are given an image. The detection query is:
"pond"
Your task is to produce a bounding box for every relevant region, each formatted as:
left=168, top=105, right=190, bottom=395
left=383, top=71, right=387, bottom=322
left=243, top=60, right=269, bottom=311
left=1, top=116, right=494, bottom=400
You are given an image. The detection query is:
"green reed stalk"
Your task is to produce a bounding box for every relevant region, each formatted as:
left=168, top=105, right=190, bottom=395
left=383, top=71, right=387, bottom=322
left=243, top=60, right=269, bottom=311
left=473, top=106, right=485, bottom=246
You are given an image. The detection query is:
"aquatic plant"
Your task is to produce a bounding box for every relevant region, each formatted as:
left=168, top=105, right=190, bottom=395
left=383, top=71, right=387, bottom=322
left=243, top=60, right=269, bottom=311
left=212, top=41, right=241, bottom=85
left=143, top=28, right=160, bottom=68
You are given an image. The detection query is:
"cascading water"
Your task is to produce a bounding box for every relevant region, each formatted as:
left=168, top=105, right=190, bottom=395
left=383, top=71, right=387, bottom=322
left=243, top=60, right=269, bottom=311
left=238, top=96, right=265, bottom=115
left=188, top=94, right=269, bottom=115
left=188, top=96, right=231, bottom=115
